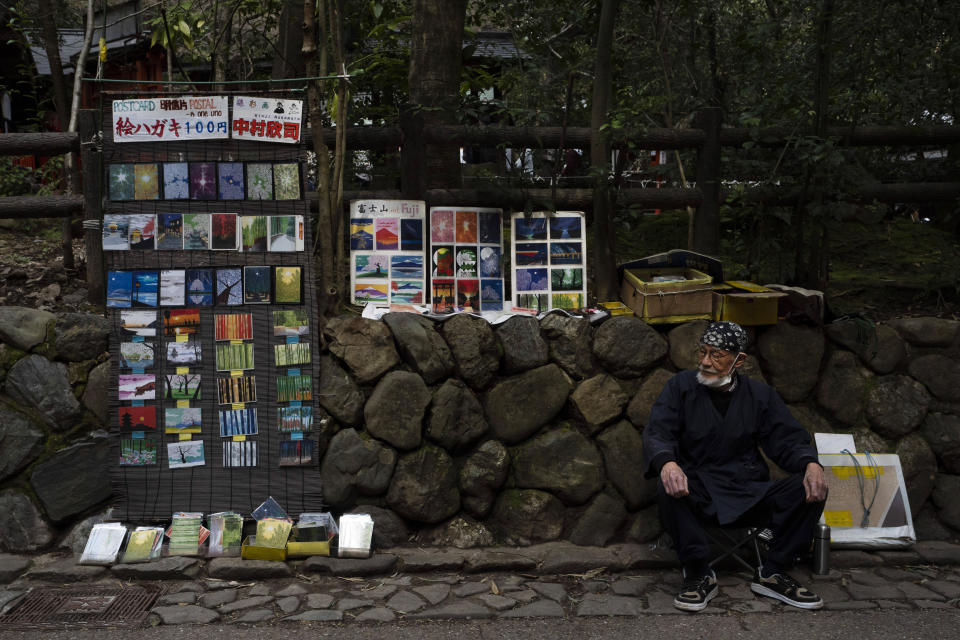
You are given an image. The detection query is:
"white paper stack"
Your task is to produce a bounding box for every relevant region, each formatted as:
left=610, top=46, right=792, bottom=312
left=338, top=513, right=374, bottom=558
left=79, top=523, right=128, bottom=565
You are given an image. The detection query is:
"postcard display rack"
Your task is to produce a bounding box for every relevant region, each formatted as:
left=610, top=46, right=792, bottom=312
left=102, top=97, right=323, bottom=521
left=511, top=211, right=587, bottom=312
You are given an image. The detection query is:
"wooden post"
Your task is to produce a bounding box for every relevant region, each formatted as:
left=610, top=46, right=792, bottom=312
left=692, top=108, right=722, bottom=255
left=400, top=106, right=426, bottom=200
left=79, top=109, right=104, bottom=305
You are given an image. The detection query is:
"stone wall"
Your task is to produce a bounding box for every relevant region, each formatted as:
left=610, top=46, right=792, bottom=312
left=1, top=305, right=959, bottom=553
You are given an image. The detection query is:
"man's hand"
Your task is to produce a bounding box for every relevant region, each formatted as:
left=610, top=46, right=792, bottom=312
left=660, top=461, right=689, bottom=498
left=803, top=462, right=827, bottom=503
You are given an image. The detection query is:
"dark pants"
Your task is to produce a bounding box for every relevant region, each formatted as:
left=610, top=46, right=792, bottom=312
left=657, top=473, right=826, bottom=572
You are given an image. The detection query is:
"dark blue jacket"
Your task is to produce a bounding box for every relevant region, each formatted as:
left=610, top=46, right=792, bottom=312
left=643, top=370, right=818, bottom=524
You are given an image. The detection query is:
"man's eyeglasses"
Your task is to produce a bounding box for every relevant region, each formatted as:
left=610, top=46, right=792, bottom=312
left=697, top=345, right=735, bottom=365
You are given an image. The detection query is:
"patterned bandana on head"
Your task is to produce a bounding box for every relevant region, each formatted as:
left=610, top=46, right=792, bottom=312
left=699, top=321, right=747, bottom=354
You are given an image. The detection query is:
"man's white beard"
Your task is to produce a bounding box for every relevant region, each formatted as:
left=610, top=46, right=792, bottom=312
left=697, top=369, right=733, bottom=388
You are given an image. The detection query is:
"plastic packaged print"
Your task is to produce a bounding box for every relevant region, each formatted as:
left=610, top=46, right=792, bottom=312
left=218, top=162, right=245, bottom=200
left=134, top=164, right=160, bottom=200
left=276, top=375, right=312, bottom=402
left=268, top=215, right=304, bottom=251
left=277, top=405, right=313, bottom=432
left=167, top=340, right=202, bottom=366
left=156, top=213, right=183, bottom=250
left=216, top=342, right=254, bottom=370
left=79, top=523, right=127, bottom=565
left=163, top=373, right=201, bottom=401
left=132, top=271, right=159, bottom=307
left=185, top=269, right=214, bottom=306
left=241, top=215, right=268, bottom=251
left=246, top=164, right=273, bottom=200
left=280, top=440, right=314, bottom=466
left=219, top=408, right=258, bottom=436
left=273, top=309, right=308, bottom=336
left=216, top=268, right=243, bottom=305
left=128, top=214, right=155, bottom=249
left=118, top=405, right=156, bottom=430
left=274, top=266, right=302, bottom=304
left=165, top=408, right=202, bottom=437
left=120, top=341, right=155, bottom=369
left=274, top=342, right=311, bottom=367
left=208, top=512, right=243, bottom=557
left=223, top=440, right=258, bottom=467
left=120, top=526, right=164, bottom=563
left=118, top=373, right=156, bottom=401
left=182, top=213, right=210, bottom=249
left=243, top=266, right=271, bottom=303
left=160, top=269, right=186, bottom=306
left=190, top=162, right=217, bottom=200
left=163, top=162, right=190, bottom=199
left=109, top=164, right=135, bottom=200
left=120, top=310, right=157, bottom=337
left=120, top=439, right=157, bottom=466
left=102, top=215, right=130, bottom=250
left=273, top=163, right=300, bottom=200
left=163, top=308, right=200, bottom=337
left=215, top=313, right=253, bottom=341
left=106, top=271, right=133, bottom=308
left=217, top=375, right=257, bottom=404
left=211, top=213, right=239, bottom=250
left=350, top=218, right=373, bottom=250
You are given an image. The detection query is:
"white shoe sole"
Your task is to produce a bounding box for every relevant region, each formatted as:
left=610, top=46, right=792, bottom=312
left=673, top=586, right=718, bottom=612
left=750, top=583, right=824, bottom=610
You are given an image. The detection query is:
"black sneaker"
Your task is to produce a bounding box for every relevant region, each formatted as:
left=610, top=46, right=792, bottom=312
left=674, top=570, right=718, bottom=612
left=750, top=569, right=823, bottom=609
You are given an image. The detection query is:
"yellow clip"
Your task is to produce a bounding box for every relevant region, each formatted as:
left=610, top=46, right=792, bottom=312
left=178, top=433, right=192, bottom=441
left=176, top=335, right=188, bottom=343
left=230, top=370, right=243, bottom=377
left=176, top=400, right=190, bottom=408
left=231, top=340, right=243, bottom=345
left=232, top=435, right=246, bottom=442
left=176, top=367, right=189, bottom=375
left=231, top=403, right=245, bottom=410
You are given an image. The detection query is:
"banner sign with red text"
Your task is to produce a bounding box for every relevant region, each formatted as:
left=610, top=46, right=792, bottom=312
left=231, top=97, right=303, bottom=144
left=112, top=97, right=230, bottom=142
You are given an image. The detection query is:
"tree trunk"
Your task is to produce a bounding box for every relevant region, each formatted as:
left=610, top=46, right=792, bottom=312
left=272, top=0, right=306, bottom=80
left=213, top=0, right=234, bottom=92
left=590, top=0, right=620, bottom=302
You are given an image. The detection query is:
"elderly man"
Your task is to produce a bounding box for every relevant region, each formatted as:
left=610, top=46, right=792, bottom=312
left=643, top=321, right=827, bottom=611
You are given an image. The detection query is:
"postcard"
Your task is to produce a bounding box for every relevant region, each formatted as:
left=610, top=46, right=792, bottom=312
left=182, top=214, right=209, bottom=249
left=223, top=441, right=257, bottom=467
left=551, top=267, right=583, bottom=291
left=457, top=279, right=479, bottom=310
left=216, top=268, right=243, bottom=305
left=480, top=279, right=504, bottom=311
left=374, top=218, right=398, bottom=250
left=400, top=218, right=423, bottom=251
left=247, top=163, right=273, bottom=200
left=273, top=309, right=308, bottom=336
left=514, top=217, right=547, bottom=240
left=277, top=405, right=312, bottom=431
left=273, top=163, right=300, bottom=200
left=120, top=439, right=157, bottom=466
left=516, top=293, right=548, bottom=312
left=102, top=215, right=130, bottom=250
left=390, top=280, right=423, bottom=305
left=280, top=440, right=314, bottom=467
left=118, top=373, right=156, bottom=401
left=118, top=405, right=156, bottom=430
left=431, top=209, right=454, bottom=243
left=211, top=213, right=238, bottom=250
left=552, top=292, right=584, bottom=310
left=456, top=210, right=478, bottom=243
left=167, top=440, right=205, bottom=469
left=432, top=246, right=454, bottom=277
left=350, top=218, right=374, bottom=250
left=276, top=375, right=312, bottom=402
left=163, top=162, right=189, bottom=199
left=189, top=162, right=217, bottom=200
left=165, top=407, right=202, bottom=434
left=109, top=163, right=135, bottom=200
left=353, top=283, right=387, bottom=305
left=134, top=164, right=160, bottom=200
left=243, top=266, right=271, bottom=303
left=216, top=342, right=255, bottom=370
left=218, top=162, right=245, bottom=199
left=550, top=242, right=583, bottom=265
left=274, top=266, right=302, bottom=304
left=163, top=308, right=200, bottom=337
left=391, top=255, right=423, bottom=279
left=185, top=269, right=214, bottom=306
left=219, top=408, right=258, bottom=437
left=479, top=246, right=501, bottom=278
left=217, top=376, right=257, bottom=404
left=160, top=269, right=186, bottom=306
left=274, top=342, right=311, bottom=367
left=215, top=313, right=253, bottom=341
left=132, top=271, right=159, bottom=307
left=515, top=242, right=548, bottom=266
left=128, top=214, right=155, bottom=250
left=431, top=280, right=455, bottom=314
left=456, top=248, right=477, bottom=278
left=550, top=215, right=582, bottom=239
left=156, top=213, right=183, bottom=250
left=479, top=210, right=501, bottom=244
left=241, top=215, right=268, bottom=251
left=355, top=254, right=389, bottom=280
left=120, top=341, right=155, bottom=369
left=516, top=268, right=548, bottom=291
left=106, top=271, right=133, bottom=308
left=167, top=340, right=201, bottom=366
left=268, top=215, right=303, bottom=251
left=164, top=373, right=201, bottom=401
left=120, top=310, right=157, bottom=337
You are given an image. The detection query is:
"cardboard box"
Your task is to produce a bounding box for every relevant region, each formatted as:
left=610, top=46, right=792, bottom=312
left=286, top=540, right=331, bottom=558
left=620, top=277, right=713, bottom=324
left=622, top=267, right=712, bottom=294
left=712, top=281, right=786, bottom=325
left=241, top=536, right=287, bottom=561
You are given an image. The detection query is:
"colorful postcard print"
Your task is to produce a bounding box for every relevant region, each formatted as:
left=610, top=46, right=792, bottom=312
left=432, top=280, right=455, bottom=313
left=280, top=440, right=314, bottom=467
left=273, top=309, right=308, bottom=336
left=132, top=271, right=159, bottom=307
left=455, top=248, right=477, bottom=278
left=163, top=162, right=189, bottom=199
left=431, top=209, right=454, bottom=242
left=118, top=405, right=156, bottom=430
left=182, top=214, right=209, bottom=249
left=481, top=279, right=504, bottom=310
left=273, top=163, right=300, bottom=200
left=457, top=279, right=479, bottom=310
left=120, top=310, right=156, bottom=337
left=550, top=242, right=582, bottom=265
left=247, top=163, right=273, bottom=200
left=553, top=292, right=584, bottom=309
left=120, top=341, right=155, bottom=369
left=217, top=376, right=257, bottom=404
left=550, top=216, right=582, bottom=239
left=354, top=283, right=387, bottom=304
left=268, top=215, right=302, bottom=251
left=163, top=308, right=200, bottom=337
left=391, top=280, right=423, bottom=305
left=109, top=164, right=135, bottom=200
left=355, top=254, right=389, bottom=279
left=218, top=162, right=244, bottom=199
left=433, top=246, right=454, bottom=277
left=164, top=373, right=201, bottom=400
left=102, top=215, right=130, bottom=250
left=515, top=243, right=547, bottom=266
left=400, top=219, right=423, bottom=251
left=167, top=440, right=204, bottom=469
left=216, top=342, right=254, bottom=370
left=276, top=375, right=312, bottom=402
left=134, top=164, right=160, bottom=200
left=106, top=271, right=133, bottom=308
left=374, top=218, right=398, bottom=250
left=216, top=268, right=243, bottom=305
left=241, top=215, right=267, bottom=251
left=243, top=266, right=271, bottom=303
left=185, top=269, right=214, bottom=306
left=479, top=211, right=501, bottom=243
left=456, top=210, right=478, bottom=243
left=128, top=214, right=155, bottom=249
left=275, top=342, right=311, bottom=366
left=274, top=266, right=302, bottom=304
left=120, top=439, right=157, bottom=466
left=516, top=268, right=548, bottom=291
left=160, top=270, right=186, bottom=306
left=211, top=213, right=238, bottom=250
left=350, top=218, right=374, bottom=250
left=219, top=409, right=258, bottom=437
left=165, top=407, right=202, bottom=434
left=516, top=293, right=548, bottom=312
left=190, top=162, right=217, bottom=199
left=515, top=217, right=547, bottom=240
left=277, top=405, right=312, bottom=431
left=391, top=255, right=423, bottom=279
left=479, top=246, right=501, bottom=278
left=551, top=267, right=583, bottom=291
left=167, top=341, right=201, bottom=366
left=156, top=213, right=183, bottom=250
left=223, top=441, right=257, bottom=467
left=119, top=373, right=156, bottom=401
left=215, top=313, right=253, bottom=341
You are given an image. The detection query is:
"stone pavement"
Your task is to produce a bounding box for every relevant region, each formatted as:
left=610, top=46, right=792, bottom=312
left=2, top=541, right=960, bottom=625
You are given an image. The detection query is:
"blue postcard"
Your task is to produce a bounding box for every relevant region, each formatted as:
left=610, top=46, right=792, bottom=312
left=218, top=162, right=245, bottom=200
left=163, top=162, right=189, bottom=199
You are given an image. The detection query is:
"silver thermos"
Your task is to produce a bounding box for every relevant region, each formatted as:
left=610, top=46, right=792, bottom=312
left=813, top=523, right=831, bottom=574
